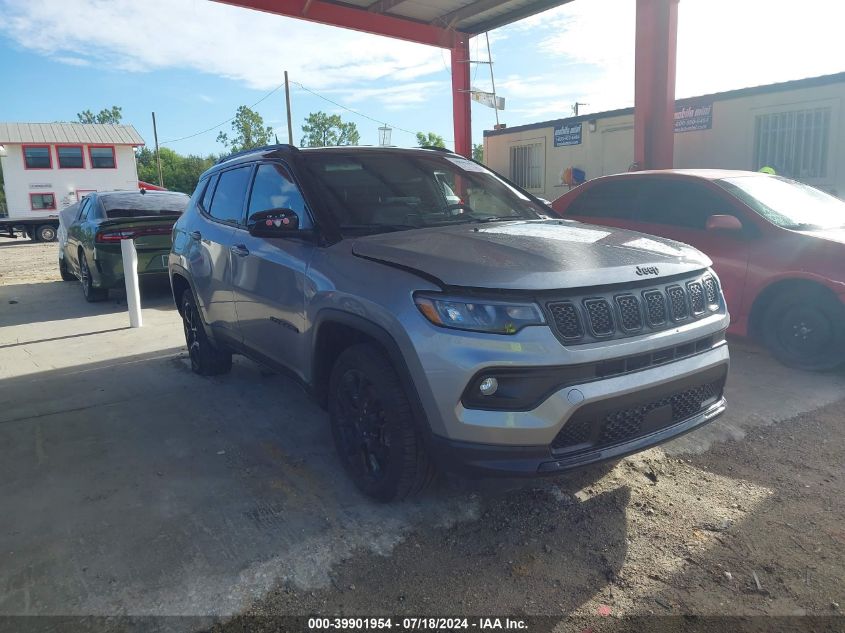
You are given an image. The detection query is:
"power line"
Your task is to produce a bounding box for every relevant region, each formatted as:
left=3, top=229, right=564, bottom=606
left=291, top=81, right=418, bottom=138
left=160, top=81, right=286, bottom=145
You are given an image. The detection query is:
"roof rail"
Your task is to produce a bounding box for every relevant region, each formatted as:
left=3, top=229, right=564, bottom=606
left=420, top=145, right=455, bottom=154
left=216, top=144, right=297, bottom=165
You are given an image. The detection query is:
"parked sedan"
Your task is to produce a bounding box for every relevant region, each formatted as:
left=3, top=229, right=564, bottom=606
left=552, top=170, right=845, bottom=370
left=60, top=190, right=189, bottom=302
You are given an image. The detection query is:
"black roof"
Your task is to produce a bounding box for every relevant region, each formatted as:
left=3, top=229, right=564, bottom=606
left=213, top=144, right=461, bottom=169
left=484, top=71, right=845, bottom=138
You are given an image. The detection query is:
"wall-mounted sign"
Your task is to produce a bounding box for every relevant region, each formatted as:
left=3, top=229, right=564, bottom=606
left=674, top=102, right=713, bottom=133
left=30, top=183, right=53, bottom=189
left=554, top=122, right=582, bottom=147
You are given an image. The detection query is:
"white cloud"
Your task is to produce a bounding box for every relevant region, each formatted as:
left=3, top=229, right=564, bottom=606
left=0, top=0, right=444, bottom=91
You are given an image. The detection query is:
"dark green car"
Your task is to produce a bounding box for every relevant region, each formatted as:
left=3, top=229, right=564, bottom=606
left=59, top=190, right=189, bottom=302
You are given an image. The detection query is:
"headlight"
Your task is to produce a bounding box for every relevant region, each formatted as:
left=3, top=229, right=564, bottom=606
left=414, top=294, right=545, bottom=334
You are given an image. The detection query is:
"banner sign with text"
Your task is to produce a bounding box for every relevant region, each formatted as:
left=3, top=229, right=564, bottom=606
left=674, top=102, right=713, bottom=133
left=554, top=122, right=582, bottom=147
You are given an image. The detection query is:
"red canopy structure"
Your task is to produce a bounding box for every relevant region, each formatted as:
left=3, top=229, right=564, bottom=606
left=215, top=0, right=678, bottom=168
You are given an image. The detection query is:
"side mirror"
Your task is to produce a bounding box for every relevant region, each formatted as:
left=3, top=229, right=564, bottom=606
left=706, top=214, right=743, bottom=231
left=247, top=208, right=300, bottom=237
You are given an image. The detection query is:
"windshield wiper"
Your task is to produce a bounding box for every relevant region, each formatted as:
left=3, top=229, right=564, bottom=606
left=339, top=223, right=418, bottom=234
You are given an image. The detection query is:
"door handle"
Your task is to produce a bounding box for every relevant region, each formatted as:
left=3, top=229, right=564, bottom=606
left=189, top=230, right=202, bottom=241
left=230, top=244, right=250, bottom=257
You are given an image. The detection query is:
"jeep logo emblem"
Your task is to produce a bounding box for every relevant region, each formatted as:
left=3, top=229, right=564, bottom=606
left=635, top=266, right=659, bottom=276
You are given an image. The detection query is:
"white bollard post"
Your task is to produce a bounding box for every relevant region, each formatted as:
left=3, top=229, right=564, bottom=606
left=121, top=238, right=143, bottom=328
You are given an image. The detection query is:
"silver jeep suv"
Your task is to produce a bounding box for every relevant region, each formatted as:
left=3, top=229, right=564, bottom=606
left=169, top=145, right=729, bottom=501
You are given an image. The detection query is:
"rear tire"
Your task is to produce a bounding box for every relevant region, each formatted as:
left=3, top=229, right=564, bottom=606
left=762, top=289, right=845, bottom=371
left=36, top=224, right=57, bottom=242
left=181, top=289, right=232, bottom=376
left=329, top=343, right=435, bottom=501
left=79, top=251, right=108, bottom=302
left=59, top=256, right=75, bottom=281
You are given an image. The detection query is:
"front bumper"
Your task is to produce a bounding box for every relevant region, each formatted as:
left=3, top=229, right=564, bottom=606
left=431, top=343, right=729, bottom=476
left=430, top=360, right=728, bottom=476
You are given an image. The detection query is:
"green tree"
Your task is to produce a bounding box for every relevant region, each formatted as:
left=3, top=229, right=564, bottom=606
left=300, top=111, right=360, bottom=147
left=136, top=147, right=218, bottom=195
left=77, top=106, right=123, bottom=124
left=472, top=143, right=484, bottom=163
left=416, top=131, right=445, bottom=148
left=217, top=106, right=273, bottom=153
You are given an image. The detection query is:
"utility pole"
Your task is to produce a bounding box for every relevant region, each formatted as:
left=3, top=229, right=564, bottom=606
left=284, top=71, right=294, bottom=145
left=573, top=102, right=588, bottom=117
left=485, top=32, right=500, bottom=128
left=151, top=112, right=164, bottom=188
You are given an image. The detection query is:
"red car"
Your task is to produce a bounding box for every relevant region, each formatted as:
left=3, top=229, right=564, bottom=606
left=552, top=170, right=845, bottom=370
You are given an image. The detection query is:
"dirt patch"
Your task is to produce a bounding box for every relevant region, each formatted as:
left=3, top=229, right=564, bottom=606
left=228, top=401, right=844, bottom=622
left=0, top=239, right=60, bottom=286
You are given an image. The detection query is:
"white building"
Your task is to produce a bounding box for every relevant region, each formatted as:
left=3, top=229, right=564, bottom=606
left=484, top=72, right=845, bottom=201
left=0, top=122, right=145, bottom=218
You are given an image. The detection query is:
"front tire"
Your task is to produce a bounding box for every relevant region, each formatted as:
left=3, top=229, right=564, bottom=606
left=181, top=289, right=232, bottom=376
left=762, top=289, right=845, bottom=371
left=79, top=251, right=108, bottom=302
left=329, top=344, right=435, bottom=501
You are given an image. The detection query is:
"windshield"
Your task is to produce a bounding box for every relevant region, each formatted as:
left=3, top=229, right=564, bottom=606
left=102, top=192, right=190, bottom=219
left=716, top=175, right=845, bottom=230
left=301, top=151, right=547, bottom=234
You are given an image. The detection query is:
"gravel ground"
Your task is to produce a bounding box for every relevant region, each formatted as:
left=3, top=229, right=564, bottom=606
left=0, top=239, right=59, bottom=286
left=220, top=399, right=843, bottom=626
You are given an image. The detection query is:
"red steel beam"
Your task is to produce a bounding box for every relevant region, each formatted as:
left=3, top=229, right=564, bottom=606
left=633, top=0, right=678, bottom=169
left=213, top=0, right=457, bottom=48
left=451, top=36, right=472, bottom=157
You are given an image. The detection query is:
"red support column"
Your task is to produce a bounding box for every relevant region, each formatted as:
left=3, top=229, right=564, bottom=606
left=451, top=36, right=472, bottom=158
left=634, top=0, right=678, bottom=170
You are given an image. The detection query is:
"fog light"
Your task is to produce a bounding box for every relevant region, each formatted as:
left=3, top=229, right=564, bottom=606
left=479, top=376, right=498, bottom=396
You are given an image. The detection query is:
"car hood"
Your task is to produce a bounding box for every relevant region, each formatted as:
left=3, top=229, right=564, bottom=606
left=351, top=220, right=711, bottom=290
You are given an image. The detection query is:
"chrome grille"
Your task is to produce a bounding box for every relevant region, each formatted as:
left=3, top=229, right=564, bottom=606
left=548, top=301, right=583, bottom=340
left=687, top=281, right=705, bottom=315
left=584, top=299, right=613, bottom=336
left=703, top=276, right=719, bottom=307
left=667, top=286, right=689, bottom=321
left=615, top=294, right=643, bottom=332
left=643, top=290, right=667, bottom=326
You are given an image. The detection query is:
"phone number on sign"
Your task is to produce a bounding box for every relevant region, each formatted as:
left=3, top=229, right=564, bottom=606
left=308, top=618, right=478, bottom=630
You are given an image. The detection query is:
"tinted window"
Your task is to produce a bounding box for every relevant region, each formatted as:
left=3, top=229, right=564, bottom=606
left=90, top=147, right=116, bottom=169
left=248, top=163, right=308, bottom=218
left=200, top=175, right=218, bottom=212
left=636, top=181, right=728, bottom=229
left=100, top=192, right=190, bottom=218
left=58, top=146, right=84, bottom=168
left=24, top=146, right=51, bottom=169
left=78, top=199, right=91, bottom=220
left=567, top=179, right=644, bottom=220
left=208, top=167, right=251, bottom=224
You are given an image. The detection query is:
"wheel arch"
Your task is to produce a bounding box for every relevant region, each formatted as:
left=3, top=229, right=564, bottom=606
left=311, top=310, right=430, bottom=436
left=748, top=276, right=843, bottom=340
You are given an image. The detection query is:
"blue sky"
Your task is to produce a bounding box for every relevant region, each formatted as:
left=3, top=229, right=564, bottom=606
left=1, top=0, right=843, bottom=156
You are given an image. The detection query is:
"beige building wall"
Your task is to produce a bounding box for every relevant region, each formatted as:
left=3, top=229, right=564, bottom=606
left=484, top=76, right=845, bottom=202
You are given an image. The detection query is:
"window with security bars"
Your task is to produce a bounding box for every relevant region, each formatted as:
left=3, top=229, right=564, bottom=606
left=753, top=107, right=831, bottom=179
left=509, top=143, right=543, bottom=189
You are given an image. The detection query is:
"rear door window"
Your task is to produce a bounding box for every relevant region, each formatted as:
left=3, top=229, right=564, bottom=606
left=567, top=179, right=645, bottom=220
left=208, top=166, right=251, bottom=224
